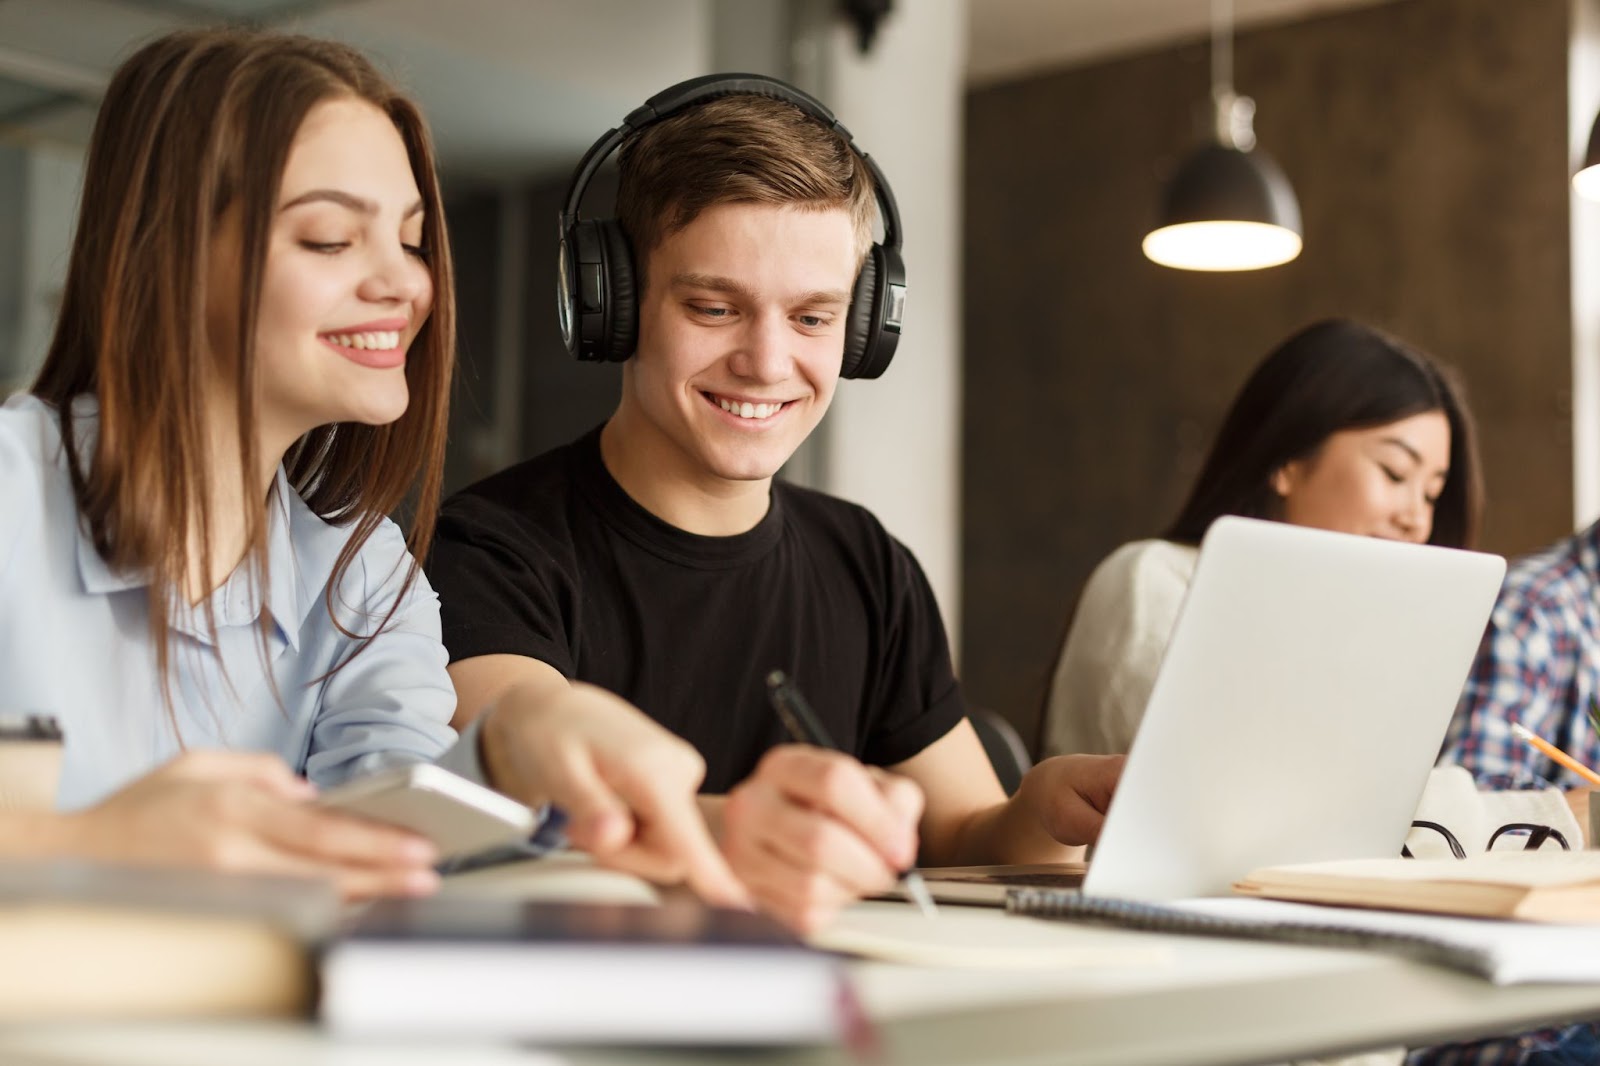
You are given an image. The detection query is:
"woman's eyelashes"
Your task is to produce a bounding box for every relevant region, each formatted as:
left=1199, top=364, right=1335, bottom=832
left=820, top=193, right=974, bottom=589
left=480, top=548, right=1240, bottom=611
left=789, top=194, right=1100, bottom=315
left=1378, top=460, right=1445, bottom=506
left=295, top=233, right=429, bottom=259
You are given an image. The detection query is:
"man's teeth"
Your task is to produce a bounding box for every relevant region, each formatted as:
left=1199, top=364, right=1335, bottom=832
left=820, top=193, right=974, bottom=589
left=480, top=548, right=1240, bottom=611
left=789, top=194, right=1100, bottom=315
left=717, top=397, right=783, bottom=420
left=324, top=330, right=401, bottom=351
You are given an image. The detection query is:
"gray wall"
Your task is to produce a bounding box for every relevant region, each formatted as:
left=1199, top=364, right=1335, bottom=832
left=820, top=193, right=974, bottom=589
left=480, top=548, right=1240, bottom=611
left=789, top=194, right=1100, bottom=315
left=961, top=0, right=1574, bottom=748
left=0, top=144, right=24, bottom=388
left=443, top=170, right=622, bottom=497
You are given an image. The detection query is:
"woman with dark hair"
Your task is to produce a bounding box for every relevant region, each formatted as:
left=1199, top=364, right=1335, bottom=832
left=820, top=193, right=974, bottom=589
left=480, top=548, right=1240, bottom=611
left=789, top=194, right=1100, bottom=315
left=0, top=28, right=743, bottom=904
left=1041, top=318, right=1484, bottom=758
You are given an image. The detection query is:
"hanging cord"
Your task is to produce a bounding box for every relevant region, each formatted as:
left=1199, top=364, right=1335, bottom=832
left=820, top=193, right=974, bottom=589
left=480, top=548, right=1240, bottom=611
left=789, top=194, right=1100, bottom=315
left=1210, top=0, right=1256, bottom=150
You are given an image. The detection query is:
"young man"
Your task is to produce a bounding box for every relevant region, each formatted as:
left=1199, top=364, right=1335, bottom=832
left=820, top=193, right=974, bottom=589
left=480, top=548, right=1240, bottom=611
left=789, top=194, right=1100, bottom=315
left=427, top=82, right=1122, bottom=931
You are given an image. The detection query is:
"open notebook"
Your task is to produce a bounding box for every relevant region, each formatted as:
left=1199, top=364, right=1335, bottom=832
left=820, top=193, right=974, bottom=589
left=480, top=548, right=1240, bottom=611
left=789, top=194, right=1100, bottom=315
left=442, top=855, right=1165, bottom=971
left=1006, top=890, right=1600, bottom=985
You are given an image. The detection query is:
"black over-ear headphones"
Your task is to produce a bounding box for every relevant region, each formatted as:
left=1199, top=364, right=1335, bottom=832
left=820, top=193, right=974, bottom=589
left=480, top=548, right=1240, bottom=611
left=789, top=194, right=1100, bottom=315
left=556, top=73, right=906, bottom=380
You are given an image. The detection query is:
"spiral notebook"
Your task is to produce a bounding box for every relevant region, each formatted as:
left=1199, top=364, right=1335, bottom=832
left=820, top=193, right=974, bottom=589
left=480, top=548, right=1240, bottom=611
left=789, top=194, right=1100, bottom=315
left=1006, top=889, right=1600, bottom=985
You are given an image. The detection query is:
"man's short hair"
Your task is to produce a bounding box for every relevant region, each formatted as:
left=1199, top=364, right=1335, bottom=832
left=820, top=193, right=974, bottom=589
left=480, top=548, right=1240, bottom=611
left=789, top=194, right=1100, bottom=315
left=615, top=93, right=878, bottom=284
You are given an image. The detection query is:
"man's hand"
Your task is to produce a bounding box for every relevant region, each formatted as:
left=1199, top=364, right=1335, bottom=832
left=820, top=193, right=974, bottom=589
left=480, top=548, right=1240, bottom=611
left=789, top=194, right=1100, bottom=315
left=483, top=680, right=749, bottom=909
left=1015, top=753, right=1126, bottom=846
left=57, top=751, right=441, bottom=899
left=721, top=745, right=923, bottom=934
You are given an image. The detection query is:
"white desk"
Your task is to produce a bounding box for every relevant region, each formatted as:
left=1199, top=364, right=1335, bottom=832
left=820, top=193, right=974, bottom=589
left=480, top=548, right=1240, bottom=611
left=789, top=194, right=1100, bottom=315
left=4, top=896, right=1599, bottom=1066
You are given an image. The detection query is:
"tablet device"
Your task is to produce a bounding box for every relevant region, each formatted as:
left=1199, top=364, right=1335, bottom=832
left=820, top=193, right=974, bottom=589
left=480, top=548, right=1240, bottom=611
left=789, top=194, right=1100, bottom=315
left=319, top=764, right=537, bottom=860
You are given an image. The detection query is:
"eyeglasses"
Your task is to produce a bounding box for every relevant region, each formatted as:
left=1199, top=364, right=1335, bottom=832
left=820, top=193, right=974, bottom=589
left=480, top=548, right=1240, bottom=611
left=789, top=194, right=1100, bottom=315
left=1401, top=819, right=1571, bottom=859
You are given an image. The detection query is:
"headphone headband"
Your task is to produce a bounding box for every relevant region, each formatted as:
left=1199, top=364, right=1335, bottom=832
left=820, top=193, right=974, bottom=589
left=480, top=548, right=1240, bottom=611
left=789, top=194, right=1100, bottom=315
left=631, top=74, right=843, bottom=133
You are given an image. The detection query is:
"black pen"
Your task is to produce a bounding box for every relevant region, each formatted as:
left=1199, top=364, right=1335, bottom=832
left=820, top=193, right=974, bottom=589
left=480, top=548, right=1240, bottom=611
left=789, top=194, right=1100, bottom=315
left=764, top=670, right=938, bottom=918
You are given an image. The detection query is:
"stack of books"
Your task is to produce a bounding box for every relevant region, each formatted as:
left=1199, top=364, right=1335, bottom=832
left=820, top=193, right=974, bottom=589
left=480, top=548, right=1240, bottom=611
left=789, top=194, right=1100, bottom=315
left=0, top=860, right=336, bottom=1019
left=1, top=857, right=849, bottom=1045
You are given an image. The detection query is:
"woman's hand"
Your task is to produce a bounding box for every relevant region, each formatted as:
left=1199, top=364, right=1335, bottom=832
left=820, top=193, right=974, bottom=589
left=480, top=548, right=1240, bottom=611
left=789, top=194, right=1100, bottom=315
left=57, top=750, right=441, bottom=900
left=483, top=681, right=750, bottom=910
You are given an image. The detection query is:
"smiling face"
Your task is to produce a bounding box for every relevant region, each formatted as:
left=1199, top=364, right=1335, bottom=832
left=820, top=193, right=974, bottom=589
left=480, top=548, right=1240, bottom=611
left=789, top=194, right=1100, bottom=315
left=1271, top=410, right=1452, bottom=543
left=612, top=200, right=859, bottom=496
left=212, top=95, right=433, bottom=451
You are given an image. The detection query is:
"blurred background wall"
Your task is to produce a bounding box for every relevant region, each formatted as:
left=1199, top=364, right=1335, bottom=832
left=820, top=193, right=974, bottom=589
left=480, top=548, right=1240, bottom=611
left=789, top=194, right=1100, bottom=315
left=962, top=0, right=1576, bottom=745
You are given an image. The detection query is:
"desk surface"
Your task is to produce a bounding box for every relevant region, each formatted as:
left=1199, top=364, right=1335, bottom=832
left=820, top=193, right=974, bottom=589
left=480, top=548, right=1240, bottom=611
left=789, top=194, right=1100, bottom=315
left=4, top=891, right=1600, bottom=1066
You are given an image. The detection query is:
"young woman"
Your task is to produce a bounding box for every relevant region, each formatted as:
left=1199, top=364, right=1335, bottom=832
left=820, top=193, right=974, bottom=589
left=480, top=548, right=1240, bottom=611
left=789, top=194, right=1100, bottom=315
left=0, top=29, right=742, bottom=904
left=1040, top=317, right=1483, bottom=758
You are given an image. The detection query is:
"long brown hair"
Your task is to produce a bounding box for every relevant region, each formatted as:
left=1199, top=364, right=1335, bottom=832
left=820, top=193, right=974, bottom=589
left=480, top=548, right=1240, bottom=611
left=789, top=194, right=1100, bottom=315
left=1164, top=318, right=1482, bottom=549
left=1037, top=318, right=1482, bottom=754
left=32, top=28, right=455, bottom=692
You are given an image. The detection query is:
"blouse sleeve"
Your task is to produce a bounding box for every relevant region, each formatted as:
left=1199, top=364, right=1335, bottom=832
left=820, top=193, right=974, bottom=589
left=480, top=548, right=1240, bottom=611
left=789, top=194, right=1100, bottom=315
left=1042, top=542, right=1194, bottom=757
left=303, top=520, right=471, bottom=787
left=0, top=405, right=41, bottom=587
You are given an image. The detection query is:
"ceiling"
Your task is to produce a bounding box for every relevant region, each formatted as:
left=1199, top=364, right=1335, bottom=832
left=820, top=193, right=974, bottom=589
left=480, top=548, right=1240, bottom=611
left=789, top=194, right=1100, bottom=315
left=0, top=0, right=1397, bottom=180
left=0, top=0, right=709, bottom=181
left=967, top=0, right=1397, bottom=85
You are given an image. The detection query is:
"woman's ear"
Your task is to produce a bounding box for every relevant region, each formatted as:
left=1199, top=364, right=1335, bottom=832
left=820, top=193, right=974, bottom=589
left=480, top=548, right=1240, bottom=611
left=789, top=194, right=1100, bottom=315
left=1270, top=461, right=1298, bottom=498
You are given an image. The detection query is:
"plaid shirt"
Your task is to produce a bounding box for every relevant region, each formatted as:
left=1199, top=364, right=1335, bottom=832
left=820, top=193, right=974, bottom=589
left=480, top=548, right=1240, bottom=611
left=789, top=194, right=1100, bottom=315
left=1441, top=520, right=1600, bottom=790
left=1413, top=521, right=1600, bottom=1066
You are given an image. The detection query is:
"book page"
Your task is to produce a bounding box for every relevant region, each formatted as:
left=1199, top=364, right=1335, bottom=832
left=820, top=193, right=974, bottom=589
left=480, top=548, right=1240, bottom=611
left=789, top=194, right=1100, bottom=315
left=1245, top=850, right=1600, bottom=889
left=439, top=853, right=661, bottom=905
left=810, top=904, right=1169, bottom=969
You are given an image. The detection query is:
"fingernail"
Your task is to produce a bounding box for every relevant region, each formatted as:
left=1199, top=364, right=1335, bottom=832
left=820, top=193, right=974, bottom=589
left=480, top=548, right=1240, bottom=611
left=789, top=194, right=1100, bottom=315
left=402, top=839, right=439, bottom=864
left=405, top=868, right=441, bottom=896
left=582, top=811, right=626, bottom=849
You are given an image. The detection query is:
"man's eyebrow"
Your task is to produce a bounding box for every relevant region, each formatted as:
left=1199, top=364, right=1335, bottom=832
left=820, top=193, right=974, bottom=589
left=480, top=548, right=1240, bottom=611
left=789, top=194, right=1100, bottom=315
left=280, top=189, right=425, bottom=219
left=672, top=273, right=757, bottom=298
left=672, top=273, right=851, bottom=305
left=795, top=289, right=853, bottom=306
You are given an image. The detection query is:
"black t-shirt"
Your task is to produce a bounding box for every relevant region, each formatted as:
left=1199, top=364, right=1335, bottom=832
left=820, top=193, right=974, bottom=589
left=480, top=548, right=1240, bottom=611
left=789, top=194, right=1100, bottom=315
left=427, top=426, right=967, bottom=794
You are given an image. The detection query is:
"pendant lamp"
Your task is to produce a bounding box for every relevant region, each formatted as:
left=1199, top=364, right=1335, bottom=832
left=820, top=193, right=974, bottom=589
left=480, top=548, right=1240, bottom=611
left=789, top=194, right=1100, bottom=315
left=1575, top=110, right=1600, bottom=201
left=1143, top=0, right=1302, bottom=271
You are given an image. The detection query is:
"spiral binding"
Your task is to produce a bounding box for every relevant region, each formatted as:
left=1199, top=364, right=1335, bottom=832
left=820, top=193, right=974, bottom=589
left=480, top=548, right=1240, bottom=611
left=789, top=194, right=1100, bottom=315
left=1006, top=889, right=1497, bottom=979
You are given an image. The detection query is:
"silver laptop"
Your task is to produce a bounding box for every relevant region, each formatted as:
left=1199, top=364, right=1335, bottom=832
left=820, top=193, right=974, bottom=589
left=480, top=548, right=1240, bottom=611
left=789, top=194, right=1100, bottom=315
left=925, top=515, right=1506, bottom=904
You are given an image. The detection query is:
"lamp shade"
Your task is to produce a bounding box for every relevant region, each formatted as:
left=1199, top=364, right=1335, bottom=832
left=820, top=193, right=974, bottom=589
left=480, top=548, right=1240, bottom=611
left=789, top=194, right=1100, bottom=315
left=1143, top=143, right=1303, bottom=271
left=1575, top=110, right=1600, bottom=201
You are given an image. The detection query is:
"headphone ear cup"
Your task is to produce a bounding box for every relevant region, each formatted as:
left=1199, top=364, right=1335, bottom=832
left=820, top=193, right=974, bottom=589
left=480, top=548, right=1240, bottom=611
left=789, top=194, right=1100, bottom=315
left=841, top=249, right=879, bottom=380
left=595, top=220, right=638, bottom=362
left=566, top=219, right=638, bottom=362
left=841, top=243, right=903, bottom=380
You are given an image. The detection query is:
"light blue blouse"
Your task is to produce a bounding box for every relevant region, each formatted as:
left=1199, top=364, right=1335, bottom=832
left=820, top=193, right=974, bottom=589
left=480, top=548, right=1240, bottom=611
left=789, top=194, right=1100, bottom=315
left=0, top=392, right=484, bottom=810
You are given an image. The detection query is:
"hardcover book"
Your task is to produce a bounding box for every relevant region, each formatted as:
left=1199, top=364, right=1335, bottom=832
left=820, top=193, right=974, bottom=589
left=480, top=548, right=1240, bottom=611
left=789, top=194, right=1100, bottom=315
left=321, top=895, right=847, bottom=1044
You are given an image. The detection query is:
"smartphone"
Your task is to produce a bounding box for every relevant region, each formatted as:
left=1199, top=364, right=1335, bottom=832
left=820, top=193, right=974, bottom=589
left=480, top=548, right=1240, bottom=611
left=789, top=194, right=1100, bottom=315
left=318, top=764, right=537, bottom=859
